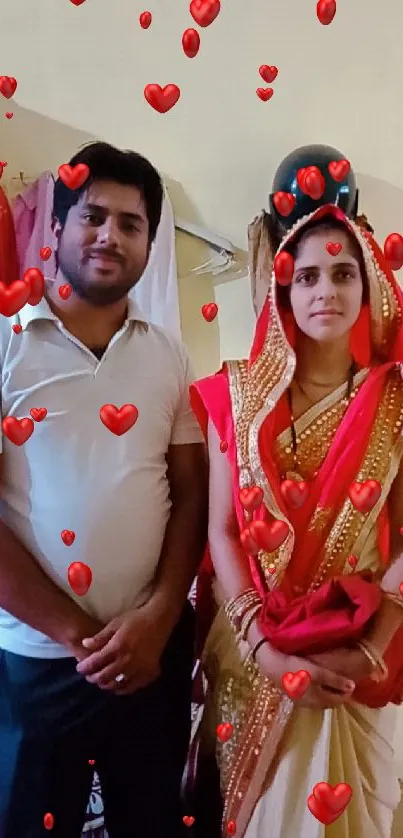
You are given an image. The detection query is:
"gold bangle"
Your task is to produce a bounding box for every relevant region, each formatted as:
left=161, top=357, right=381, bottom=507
left=224, top=589, right=262, bottom=634
left=239, top=603, right=262, bottom=642
left=357, top=640, right=378, bottom=669
left=357, top=639, right=388, bottom=681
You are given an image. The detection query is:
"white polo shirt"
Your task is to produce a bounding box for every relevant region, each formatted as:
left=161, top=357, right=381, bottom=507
left=0, top=294, right=203, bottom=658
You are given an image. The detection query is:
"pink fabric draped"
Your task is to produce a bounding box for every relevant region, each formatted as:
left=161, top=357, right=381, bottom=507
left=12, top=172, right=57, bottom=277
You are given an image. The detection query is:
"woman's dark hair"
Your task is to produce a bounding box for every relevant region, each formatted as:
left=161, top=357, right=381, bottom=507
left=276, top=217, right=369, bottom=310
left=52, top=141, right=164, bottom=244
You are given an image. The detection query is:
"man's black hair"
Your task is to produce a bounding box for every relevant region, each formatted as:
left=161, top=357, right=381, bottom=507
left=52, top=141, right=164, bottom=243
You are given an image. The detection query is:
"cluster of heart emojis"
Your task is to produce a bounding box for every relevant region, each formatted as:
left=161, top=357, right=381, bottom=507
left=183, top=815, right=237, bottom=834
left=143, top=1, right=221, bottom=113
left=0, top=76, right=16, bottom=121
left=2, top=400, right=139, bottom=600
left=238, top=478, right=383, bottom=556
left=256, top=65, right=278, bottom=102
left=1, top=403, right=139, bottom=447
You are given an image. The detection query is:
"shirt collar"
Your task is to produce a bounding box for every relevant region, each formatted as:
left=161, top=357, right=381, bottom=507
left=16, top=286, right=149, bottom=331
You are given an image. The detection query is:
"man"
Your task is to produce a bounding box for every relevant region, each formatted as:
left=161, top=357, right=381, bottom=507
left=0, top=142, right=208, bottom=838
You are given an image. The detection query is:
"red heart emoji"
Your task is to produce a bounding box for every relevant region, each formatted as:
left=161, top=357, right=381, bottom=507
left=5, top=111, right=13, bottom=119
left=326, top=241, right=342, bottom=256
left=226, top=822, right=237, bottom=837
left=40, top=246, right=52, bottom=261
left=30, top=408, right=47, bottom=422
left=216, top=722, right=234, bottom=742
left=384, top=233, right=403, bottom=272
left=316, top=0, right=337, bottom=26
left=0, top=76, right=17, bottom=99
left=256, top=87, right=274, bottom=101
left=0, top=279, right=31, bottom=317
left=61, top=529, right=76, bottom=546
left=328, top=159, right=350, bottom=182
left=58, top=163, right=90, bottom=190
left=307, top=793, right=340, bottom=825
left=100, top=404, right=139, bottom=436
left=68, top=561, right=92, bottom=596
left=70, top=0, right=87, bottom=4
left=43, top=813, right=55, bottom=831
left=183, top=816, right=195, bottom=827
left=249, top=519, right=289, bottom=552
left=59, top=284, right=72, bottom=300
left=240, top=526, right=260, bottom=556
left=88, top=759, right=95, bottom=765
left=202, top=302, right=218, bottom=322
left=282, top=670, right=311, bottom=700
left=22, top=267, right=45, bottom=306
left=220, top=440, right=228, bottom=453
left=348, top=479, right=381, bottom=513
left=2, top=416, right=34, bottom=446
left=190, top=0, right=221, bottom=27
left=313, top=782, right=352, bottom=814
left=304, top=167, right=325, bottom=200
left=259, top=65, right=278, bottom=83
left=139, top=11, right=152, bottom=28
left=12, top=324, right=22, bottom=334
left=144, top=84, right=181, bottom=113
left=239, top=486, right=264, bottom=512
left=182, top=28, right=200, bottom=58
left=348, top=554, right=358, bottom=568
left=274, top=251, right=294, bottom=286
left=272, top=192, right=296, bottom=217
left=280, top=479, right=309, bottom=509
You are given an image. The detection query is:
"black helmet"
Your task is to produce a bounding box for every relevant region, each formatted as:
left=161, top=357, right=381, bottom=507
left=269, top=143, right=358, bottom=234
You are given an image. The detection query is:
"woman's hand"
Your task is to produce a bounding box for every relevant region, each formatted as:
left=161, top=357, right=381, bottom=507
left=308, top=646, right=375, bottom=684
left=254, top=642, right=356, bottom=709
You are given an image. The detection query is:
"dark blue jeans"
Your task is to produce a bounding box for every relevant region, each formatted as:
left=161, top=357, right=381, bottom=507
left=0, top=603, right=195, bottom=838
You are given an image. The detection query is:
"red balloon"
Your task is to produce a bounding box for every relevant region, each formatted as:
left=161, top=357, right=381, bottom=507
left=317, top=0, right=337, bottom=26
left=384, top=233, right=403, bottom=272
left=68, top=562, right=92, bottom=596
left=274, top=251, right=294, bottom=286
left=182, top=28, right=200, bottom=58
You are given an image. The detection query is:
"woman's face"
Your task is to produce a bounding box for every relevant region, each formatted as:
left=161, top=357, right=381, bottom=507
left=289, top=227, right=364, bottom=343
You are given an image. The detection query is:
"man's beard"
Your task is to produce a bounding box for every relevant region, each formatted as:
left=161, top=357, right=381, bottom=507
left=57, top=250, right=144, bottom=307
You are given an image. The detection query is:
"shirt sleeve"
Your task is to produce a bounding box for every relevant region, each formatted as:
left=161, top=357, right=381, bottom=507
left=170, top=345, right=205, bottom=446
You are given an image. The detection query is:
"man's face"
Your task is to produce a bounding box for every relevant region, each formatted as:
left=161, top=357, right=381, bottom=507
left=53, top=180, right=151, bottom=306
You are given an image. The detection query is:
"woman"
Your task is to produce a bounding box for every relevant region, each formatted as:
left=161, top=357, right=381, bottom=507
left=190, top=204, right=403, bottom=837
